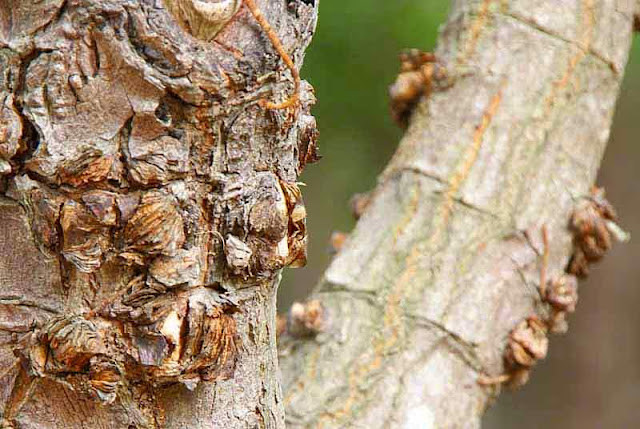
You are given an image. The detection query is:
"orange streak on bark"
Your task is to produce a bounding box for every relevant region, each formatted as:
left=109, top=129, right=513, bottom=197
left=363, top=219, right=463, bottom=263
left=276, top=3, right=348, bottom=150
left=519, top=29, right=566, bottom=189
left=459, top=0, right=494, bottom=63
left=315, top=84, right=505, bottom=428
left=244, top=0, right=300, bottom=110
left=542, top=0, right=594, bottom=116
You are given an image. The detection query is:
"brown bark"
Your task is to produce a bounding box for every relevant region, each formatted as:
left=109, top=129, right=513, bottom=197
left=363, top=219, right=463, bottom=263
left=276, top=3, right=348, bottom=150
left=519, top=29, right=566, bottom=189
left=0, top=0, right=318, bottom=428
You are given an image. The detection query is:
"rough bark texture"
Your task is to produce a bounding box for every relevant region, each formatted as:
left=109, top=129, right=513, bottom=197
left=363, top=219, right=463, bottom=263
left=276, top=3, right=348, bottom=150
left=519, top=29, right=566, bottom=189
left=0, top=0, right=318, bottom=428
left=1, top=0, right=638, bottom=428
left=280, top=0, right=636, bottom=428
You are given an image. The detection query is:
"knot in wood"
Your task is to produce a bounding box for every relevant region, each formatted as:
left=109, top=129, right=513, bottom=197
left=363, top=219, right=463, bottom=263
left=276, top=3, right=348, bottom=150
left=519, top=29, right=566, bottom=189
left=163, top=0, right=242, bottom=41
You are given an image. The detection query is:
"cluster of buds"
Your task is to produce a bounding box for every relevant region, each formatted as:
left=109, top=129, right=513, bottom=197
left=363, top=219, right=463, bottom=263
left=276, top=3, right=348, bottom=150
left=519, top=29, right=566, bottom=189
left=492, top=273, right=579, bottom=389
left=483, top=188, right=626, bottom=389
left=543, top=274, right=579, bottom=334
left=350, top=192, right=372, bottom=220
left=329, top=231, right=348, bottom=254
left=388, top=49, right=449, bottom=128
left=568, top=187, right=629, bottom=277
left=503, top=317, right=549, bottom=388
left=479, top=316, right=549, bottom=389
left=277, top=299, right=326, bottom=339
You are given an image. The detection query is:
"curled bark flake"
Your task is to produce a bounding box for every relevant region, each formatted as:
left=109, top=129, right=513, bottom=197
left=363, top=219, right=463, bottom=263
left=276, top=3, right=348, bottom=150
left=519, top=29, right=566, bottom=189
left=230, top=174, right=308, bottom=276
left=20, top=184, right=65, bottom=252
left=149, top=248, right=202, bottom=288
left=181, top=301, right=237, bottom=382
left=225, top=234, right=253, bottom=273
left=116, top=193, right=141, bottom=226
left=30, top=316, right=100, bottom=375
left=58, top=152, right=118, bottom=188
left=143, top=292, right=238, bottom=388
left=0, top=94, right=23, bottom=176
left=128, top=112, right=190, bottom=186
left=296, top=82, right=321, bottom=174
left=128, top=136, right=190, bottom=186
left=123, top=190, right=186, bottom=263
left=82, top=191, right=119, bottom=226
left=280, top=180, right=307, bottom=268
left=60, top=200, right=111, bottom=273
left=116, top=274, right=168, bottom=313
left=248, top=185, right=289, bottom=242
left=88, top=359, right=121, bottom=404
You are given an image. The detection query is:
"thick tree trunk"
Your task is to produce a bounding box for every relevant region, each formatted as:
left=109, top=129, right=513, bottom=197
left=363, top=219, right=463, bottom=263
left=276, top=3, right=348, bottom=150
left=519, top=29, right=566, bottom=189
left=1, top=0, right=638, bottom=428
left=280, top=1, right=636, bottom=428
left=0, top=0, right=317, bottom=428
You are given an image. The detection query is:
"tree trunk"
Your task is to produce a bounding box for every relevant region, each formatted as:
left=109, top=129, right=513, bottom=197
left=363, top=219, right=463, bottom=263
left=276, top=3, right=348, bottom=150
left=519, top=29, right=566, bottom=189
left=0, top=0, right=318, bottom=428
left=280, top=0, right=636, bottom=428
left=1, top=0, right=638, bottom=428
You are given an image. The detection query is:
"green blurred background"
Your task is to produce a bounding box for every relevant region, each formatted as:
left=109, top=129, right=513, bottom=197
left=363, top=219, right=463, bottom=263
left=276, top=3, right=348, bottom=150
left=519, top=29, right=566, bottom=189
left=279, top=2, right=640, bottom=427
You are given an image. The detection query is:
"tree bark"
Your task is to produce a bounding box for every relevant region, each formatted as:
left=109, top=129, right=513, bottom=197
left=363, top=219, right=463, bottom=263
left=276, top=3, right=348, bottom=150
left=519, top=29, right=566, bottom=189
left=280, top=0, right=636, bottom=428
left=0, top=0, right=318, bottom=428
left=1, top=0, right=638, bottom=428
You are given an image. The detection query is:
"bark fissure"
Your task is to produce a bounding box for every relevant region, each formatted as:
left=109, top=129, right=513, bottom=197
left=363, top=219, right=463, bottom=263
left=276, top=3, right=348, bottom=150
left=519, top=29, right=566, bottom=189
left=498, top=11, right=619, bottom=73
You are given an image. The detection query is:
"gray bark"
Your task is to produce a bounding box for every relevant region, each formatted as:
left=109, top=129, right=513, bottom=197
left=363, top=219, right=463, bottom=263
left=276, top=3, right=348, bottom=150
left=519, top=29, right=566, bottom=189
left=280, top=0, right=636, bottom=428
left=0, top=0, right=318, bottom=428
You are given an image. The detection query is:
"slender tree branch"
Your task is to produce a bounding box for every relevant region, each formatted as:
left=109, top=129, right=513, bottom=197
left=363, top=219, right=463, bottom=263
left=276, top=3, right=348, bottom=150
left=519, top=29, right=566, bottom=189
left=280, top=1, right=635, bottom=427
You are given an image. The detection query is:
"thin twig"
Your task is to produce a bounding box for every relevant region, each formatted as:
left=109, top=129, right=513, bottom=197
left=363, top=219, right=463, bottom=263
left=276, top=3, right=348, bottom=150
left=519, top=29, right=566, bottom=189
left=539, top=225, right=549, bottom=298
left=244, top=0, right=300, bottom=110
left=477, top=373, right=511, bottom=386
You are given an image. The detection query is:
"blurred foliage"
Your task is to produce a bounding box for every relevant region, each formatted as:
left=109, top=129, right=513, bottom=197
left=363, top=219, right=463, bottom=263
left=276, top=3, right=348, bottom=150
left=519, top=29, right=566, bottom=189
left=280, top=2, right=640, bottom=426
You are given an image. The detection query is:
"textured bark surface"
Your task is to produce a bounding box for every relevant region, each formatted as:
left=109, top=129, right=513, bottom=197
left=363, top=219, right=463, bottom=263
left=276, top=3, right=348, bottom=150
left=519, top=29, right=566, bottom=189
left=0, top=0, right=318, bottom=428
left=280, top=0, right=636, bottom=427
left=1, top=0, right=638, bottom=428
